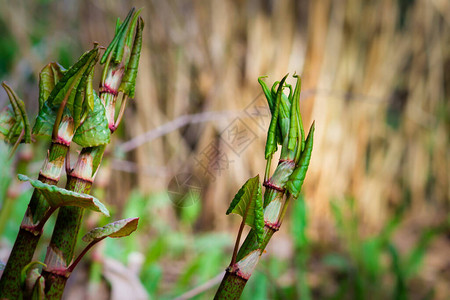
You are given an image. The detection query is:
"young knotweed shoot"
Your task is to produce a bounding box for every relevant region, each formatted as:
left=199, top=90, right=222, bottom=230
left=0, top=47, right=100, bottom=299
left=215, top=74, right=315, bottom=300
left=41, top=8, right=143, bottom=298
left=0, top=8, right=143, bottom=299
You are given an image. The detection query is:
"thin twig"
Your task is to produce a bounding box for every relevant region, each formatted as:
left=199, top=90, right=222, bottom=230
left=174, top=271, right=225, bottom=300
left=117, top=110, right=244, bottom=153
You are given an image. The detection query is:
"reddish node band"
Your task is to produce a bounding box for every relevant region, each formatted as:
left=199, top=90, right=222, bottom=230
left=20, top=224, right=41, bottom=236
left=264, top=221, right=280, bottom=231
left=99, top=84, right=118, bottom=96
left=53, top=137, right=71, bottom=147
left=263, top=181, right=285, bottom=192
left=227, top=265, right=250, bottom=281
left=67, top=174, right=94, bottom=184
left=278, top=159, right=295, bottom=164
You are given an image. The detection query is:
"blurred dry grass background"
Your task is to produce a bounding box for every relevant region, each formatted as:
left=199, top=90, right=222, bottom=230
left=0, top=0, right=449, bottom=298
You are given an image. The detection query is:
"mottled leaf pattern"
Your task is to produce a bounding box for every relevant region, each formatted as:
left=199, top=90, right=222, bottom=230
left=82, top=217, right=139, bottom=243
left=72, top=92, right=110, bottom=147
left=226, top=175, right=264, bottom=243
left=18, top=174, right=110, bottom=216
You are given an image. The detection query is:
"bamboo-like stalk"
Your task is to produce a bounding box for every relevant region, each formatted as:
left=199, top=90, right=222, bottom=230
left=41, top=146, right=101, bottom=298
left=41, top=13, right=143, bottom=297
left=0, top=139, right=70, bottom=299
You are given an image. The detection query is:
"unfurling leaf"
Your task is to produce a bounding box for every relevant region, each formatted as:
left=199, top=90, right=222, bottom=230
left=0, top=83, right=31, bottom=144
left=38, top=62, right=66, bottom=110
left=227, top=175, right=264, bottom=243
left=288, top=75, right=301, bottom=151
left=82, top=217, right=139, bottom=243
left=119, top=17, right=144, bottom=98
left=101, top=8, right=142, bottom=65
left=18, top=174, right=109, bottom=216
left=72, top=92, right=110, bottom=147
left=32, top=47, right=99, bottom=136
left=265, top=75, right=288, bottom=159
left=286, top=122, right=315, bottom=198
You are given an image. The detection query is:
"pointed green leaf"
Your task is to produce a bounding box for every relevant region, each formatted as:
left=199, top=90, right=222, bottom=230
left=46, top=47, right=98, bottom=110
left=226, top=175, right=264, bottom=243
left=38, top=62, right=66, bottom=110
left=286, top=122, right=315, bottom=198
left=72, top=92, right=111, bottom=147
left=101, top=8, right=142, bottom=65
left=288, top=75, right=302, bottom=151
left=119, top=17, right=144, bottom=98
left=18, top=174, right=110, bottom=216
left=73, top=55, right=99, bottom=128
left=265, top=75, right=288, bottom=159
left=258, top=76, right=274, bottom=112
left=82, top=217, right=139, bottom=243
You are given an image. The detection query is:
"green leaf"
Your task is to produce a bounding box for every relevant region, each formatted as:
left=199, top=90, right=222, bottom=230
left=72, top=57, right=98, bottom=128
left=82, top=217, right=139, bottom=243
left=32, top=101, right=58, bottom=137
left=33, top=47, right=99, bottom=136
left=119, top=17, right=144, bottom=98
left=286, top=122, right=315, bottom=198
left=31, top=276, right=45, bottom=300
left=226, top=175, right=264, bottom=243
left=18, top=174, right=109, bottom=216
left=101, top=8, right=142, bottom=65
left=38, top=62, right=66, bottom=110
left=265, top=75, right=288, bottom=159
left=288, top=75, right=301, bottom=151
left=258, top=76, right=274, bottom=112
left=72, top=92, right=111, bottom=147
left=1, top=83, right=31, bottom=144
left=46, top=47, right=98, bottom=111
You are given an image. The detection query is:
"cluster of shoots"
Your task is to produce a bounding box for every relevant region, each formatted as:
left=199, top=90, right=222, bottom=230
left=214, top=74, right=315, bottom=299
left=0, top=8, right=143, bottom=299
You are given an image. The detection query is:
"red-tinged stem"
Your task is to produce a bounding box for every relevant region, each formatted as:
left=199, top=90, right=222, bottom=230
left=33, top=206, right=58, bottom=234
left=230, top=216, right=246, bottom=267
left=67, top=237, right=106, bottom=273
left=111, top=94, right=129, bottom=132
left=215, top=160, right=295, bottom=300
left=0, top=142, right=69, bottom=299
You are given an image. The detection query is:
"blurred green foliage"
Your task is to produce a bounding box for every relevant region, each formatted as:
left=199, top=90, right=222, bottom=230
left=0, top=18, right=18, bottom=78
